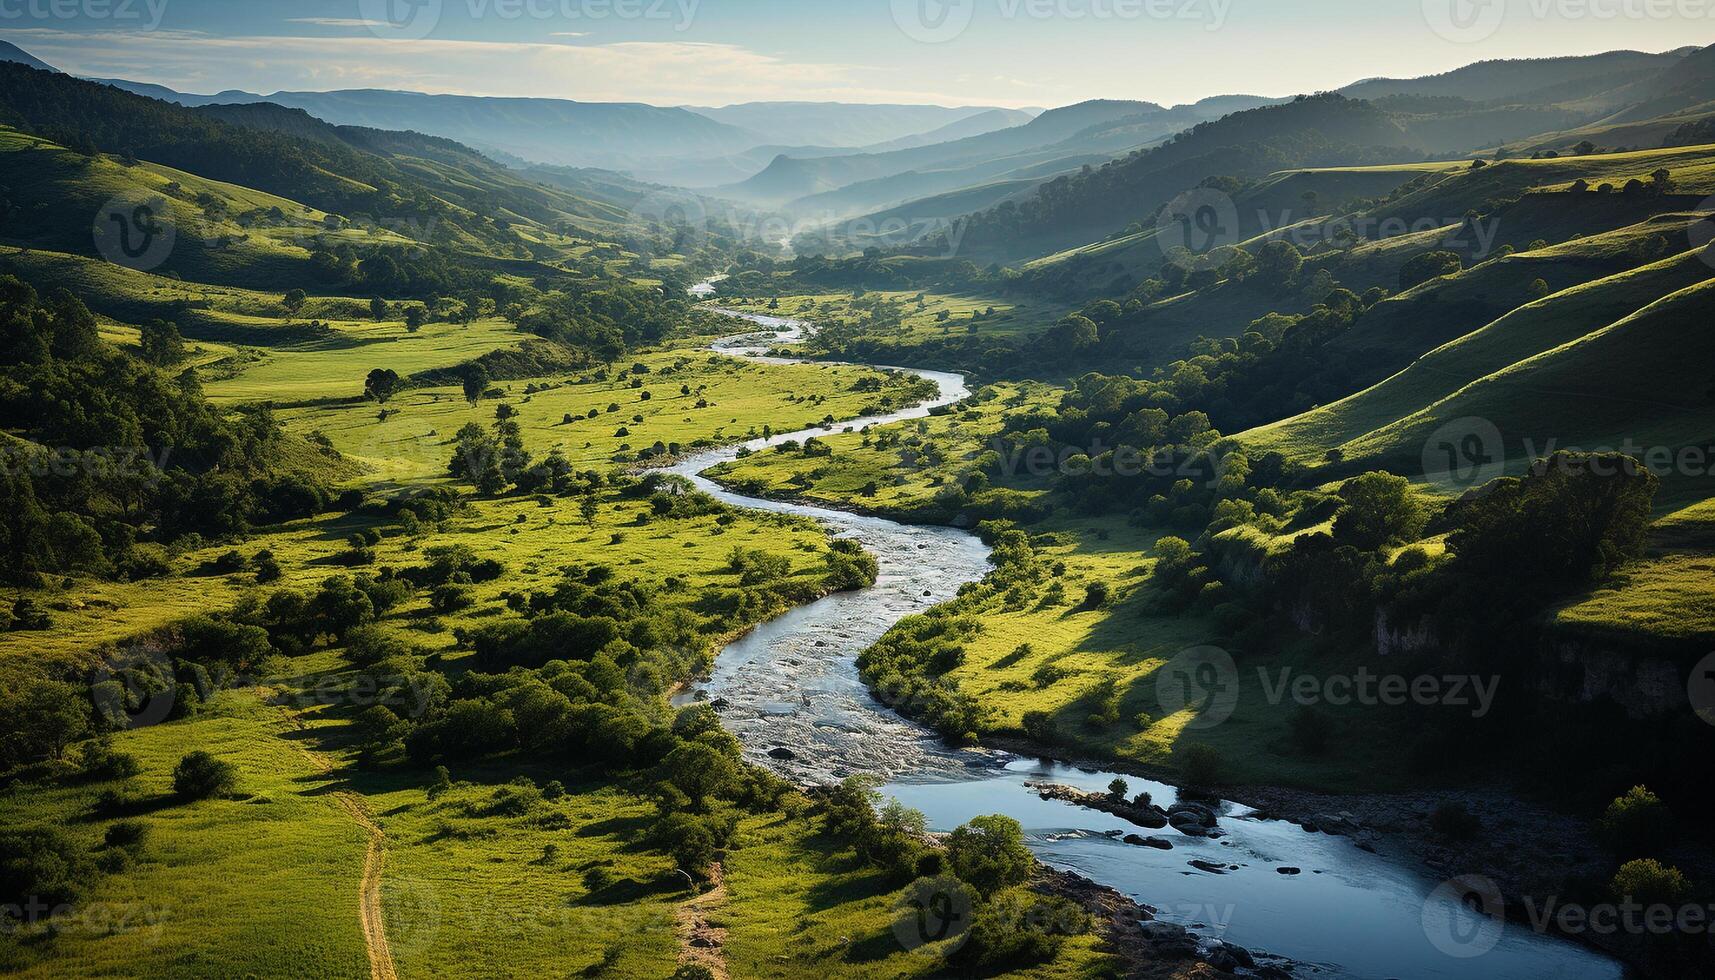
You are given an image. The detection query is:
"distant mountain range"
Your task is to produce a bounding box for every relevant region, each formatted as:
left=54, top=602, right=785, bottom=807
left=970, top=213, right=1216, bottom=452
left=8, top=33, right=1714, bottom=266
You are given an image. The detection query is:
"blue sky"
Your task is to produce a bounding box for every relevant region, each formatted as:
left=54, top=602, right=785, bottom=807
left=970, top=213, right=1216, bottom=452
left=4, top=0, right=1709, bottom=107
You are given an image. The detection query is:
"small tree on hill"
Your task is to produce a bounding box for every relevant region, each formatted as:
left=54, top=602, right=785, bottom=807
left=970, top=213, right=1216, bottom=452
left=364, top=368, right=401, bottom=403
left=139, top=319, right=186, bottom=366
left=172, top=751, right=236, bottom=799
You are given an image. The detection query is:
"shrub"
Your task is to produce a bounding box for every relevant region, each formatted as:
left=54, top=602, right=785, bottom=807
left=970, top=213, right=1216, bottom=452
left=945, top=815, right=1032, bottom=898
left=1611, top=859, right=1691, bottom=906
left=1081, top=581, right=1110, bottom=609
left=344, top=624, right=409, bottom=667
left=1177, top=743, right=1223, bottom=789
left=172, top=751, right=236, bottom=799
left=429, top=584, right=475, bottom=613
left=949, top=891, right=1086, bottom=972
left=0, top=827, right=93, bottom=907
left=103, top=820, right=149, bottom=853
left=74, top=737, right=141, bottom=781
left=1599, top=785, right=1673, bottom=858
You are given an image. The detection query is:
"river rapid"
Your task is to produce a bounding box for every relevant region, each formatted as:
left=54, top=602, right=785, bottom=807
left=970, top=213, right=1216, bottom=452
left=670, top=302, right=1625, bottom=980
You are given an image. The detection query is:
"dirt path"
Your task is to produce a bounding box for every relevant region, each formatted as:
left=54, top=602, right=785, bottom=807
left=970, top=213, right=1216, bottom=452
left=675, top=861, right=729, bottom=980
left=337, top=792, right=399, bottom=980
left=270, top=692, right=399, bottom=980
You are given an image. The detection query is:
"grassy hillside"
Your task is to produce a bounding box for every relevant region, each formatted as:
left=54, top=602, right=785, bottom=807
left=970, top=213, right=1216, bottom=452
left=1244, top=247, right=1715, bottom=464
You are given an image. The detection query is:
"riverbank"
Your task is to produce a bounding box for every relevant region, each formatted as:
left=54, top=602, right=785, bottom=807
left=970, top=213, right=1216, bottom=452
left=683, top=302, right=1626, bottom=979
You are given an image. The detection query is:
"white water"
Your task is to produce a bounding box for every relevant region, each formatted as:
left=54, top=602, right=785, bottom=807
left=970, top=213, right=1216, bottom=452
left=673, top=298, right=1625, bottom=980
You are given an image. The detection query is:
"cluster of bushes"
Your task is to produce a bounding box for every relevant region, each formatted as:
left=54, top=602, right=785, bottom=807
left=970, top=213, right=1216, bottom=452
left=859, top=524, right=1057, bottom=741
left=0, top=276, right=339, bottom=585
left=821, top=779, right=1087, bottom=972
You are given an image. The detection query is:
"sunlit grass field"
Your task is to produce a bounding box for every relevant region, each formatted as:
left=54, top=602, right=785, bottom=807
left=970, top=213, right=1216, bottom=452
left=285, top=349, right=927, bottom=481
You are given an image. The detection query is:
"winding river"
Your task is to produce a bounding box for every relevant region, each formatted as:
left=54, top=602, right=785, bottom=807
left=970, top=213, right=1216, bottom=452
left=671, top=302, right=1626, bottom=980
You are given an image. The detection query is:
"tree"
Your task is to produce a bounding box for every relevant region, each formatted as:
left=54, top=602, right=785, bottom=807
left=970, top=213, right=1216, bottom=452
left=0, top=679, right=91, bottom=764
left=369, top=297, right=389, bottom=321
left=404, top=306, right=426, bottom=332
left=1573, top=140, right=1596, bottom=156
left=172, top=751, right=236, bottom=799
left=1445, top=451, right=1658, bottom=595
left=944, top=814, right=1033, bottom=898
left=1650, top=167, right=1673, bottom=192
left=364, top=368, right=401, bottom=404
left=282, top=288, right=306, bottom=312
left=462, top=365, right=490, bottom=406
left=139, top=319, right=186, bottom=366
left=1255, top=240, right=1304, bottom=285
left=1043, top=314, right=1099, bottom=353
left=659, top=742, right=738, bottom=812
left=1399, top=250, right=1462, bottom=290
left=1332, top=472, right=1426, bottom=551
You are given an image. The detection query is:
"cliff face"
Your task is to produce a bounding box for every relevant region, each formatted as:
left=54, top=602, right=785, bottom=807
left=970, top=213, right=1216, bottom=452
left=1369, top=607, right=1691, bottom=717
left=1536, top=639, right=1688, bottom=719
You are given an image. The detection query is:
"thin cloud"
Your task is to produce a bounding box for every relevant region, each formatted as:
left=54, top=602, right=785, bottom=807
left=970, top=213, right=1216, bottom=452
left=285, top=18, right=385, bottom=28
left=19, top=30, right=988, bottom=106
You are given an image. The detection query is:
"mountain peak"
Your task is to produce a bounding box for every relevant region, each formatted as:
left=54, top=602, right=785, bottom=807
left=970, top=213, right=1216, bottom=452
left=0, top=39, right=56, bottom=73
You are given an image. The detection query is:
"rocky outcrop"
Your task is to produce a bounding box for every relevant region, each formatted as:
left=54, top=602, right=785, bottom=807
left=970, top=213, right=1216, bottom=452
left=1374, top=609, right=1439, bottom=658
left=1029, top=783, right=1169, bottom=829
left=1538, top=638, right=1688, bottom=718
